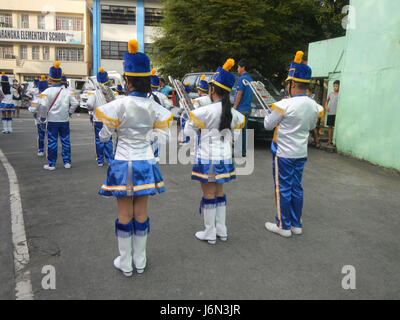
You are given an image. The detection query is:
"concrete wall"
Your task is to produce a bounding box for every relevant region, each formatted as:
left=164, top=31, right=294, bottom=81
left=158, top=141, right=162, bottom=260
left=335, top=0, right=400, bottom=170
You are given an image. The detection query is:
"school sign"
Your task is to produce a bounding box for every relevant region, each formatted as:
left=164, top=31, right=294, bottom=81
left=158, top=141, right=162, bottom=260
left=0, top=28, right=82, bottom=45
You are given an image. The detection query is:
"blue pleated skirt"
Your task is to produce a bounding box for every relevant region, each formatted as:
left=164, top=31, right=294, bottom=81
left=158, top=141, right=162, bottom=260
left=0, top=103, right=15, bottom=111
left=191, top=158, right=236, bottom=184
left=99, top=159, right=165, bottom=197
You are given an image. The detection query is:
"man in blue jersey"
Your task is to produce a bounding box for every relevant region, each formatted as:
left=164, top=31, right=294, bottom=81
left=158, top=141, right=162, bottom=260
left=233, top=59, right=253, bottom=157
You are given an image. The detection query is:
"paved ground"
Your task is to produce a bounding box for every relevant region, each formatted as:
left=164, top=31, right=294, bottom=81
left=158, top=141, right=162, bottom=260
left=0, top=110, right=399, bottom=300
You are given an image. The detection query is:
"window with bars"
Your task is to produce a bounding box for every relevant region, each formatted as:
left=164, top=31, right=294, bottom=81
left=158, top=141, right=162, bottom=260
left=21, top=14, right=29, bottom=29
left=20, top=45, right=27, bottom=59
left=0, top=45, right=14, bottom=59
left=32, top=46, right=40, bottom=60
left=37, top=16, right=46, bottom=30
left=43, top=46, right=50, bottom=60
left=56, top=47, right=84, bottom=62
left=101, top=5, right=136, bottom=25
left=101, top=41, right=128, bottom=60
left=0, top=13, right=12, bottom=28
left=145, top=8, right=162, bottom=26
left=56, top=16, right=83, bottom=31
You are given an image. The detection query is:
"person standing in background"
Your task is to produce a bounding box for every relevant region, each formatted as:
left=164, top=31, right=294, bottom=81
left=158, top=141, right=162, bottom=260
left=325, top=80, right=340, bottom=148
left=233, top=59, right=253, bottom=157
left=159, top=78, right=172, bottom=97
left=12, top=80, right=22, bottom=118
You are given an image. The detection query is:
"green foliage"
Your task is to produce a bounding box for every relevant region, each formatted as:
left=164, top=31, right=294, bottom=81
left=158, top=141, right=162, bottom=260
left=150, top=0, right=349, bottom=86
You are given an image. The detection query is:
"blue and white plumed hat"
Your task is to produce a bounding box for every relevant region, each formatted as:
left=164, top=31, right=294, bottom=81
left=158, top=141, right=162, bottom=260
left=123, top=40, right=151, bottom=77
left=117, top=83, right=123, bottom=92
left=38, top=75, right=49, bottom=92
left=1, top=72, right=9, bottom=84
left=184, top=82, right=191, bottom=94
left=49, top=61, right=62, bottom=81
left=286, top=51, right=311, bottom=83
left=97, top=68, right=109, bottom=84
left=210, top=58, right=235, bottom=92
left=197, top=74, right=208, bottom=92
left=151, top=69, right=160, bottom=88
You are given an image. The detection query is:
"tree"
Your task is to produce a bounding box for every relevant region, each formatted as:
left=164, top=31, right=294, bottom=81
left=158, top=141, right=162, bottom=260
left=150, top=0, right=349, bottom=86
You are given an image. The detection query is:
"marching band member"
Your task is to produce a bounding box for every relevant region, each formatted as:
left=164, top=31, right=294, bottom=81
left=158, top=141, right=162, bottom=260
left=116, top=83, right=125, bottom=98
left=97, top=39, right=173, bottom=277
left=150, top=69, right=172, bottom=109
left=86, top=68, right=115, bottom=167
left=1, top=72, right=16, bottom=134
left=28, top=77, right=47, bottom=156
left=183, top=59, right=245, bottom=244
left=40, top=62, right=79, bottom=171
left=178, top=82, right=192, bottom=144
left=264, top=51, right=323, bottom=237
left=193, top=74, right=211, bottom=109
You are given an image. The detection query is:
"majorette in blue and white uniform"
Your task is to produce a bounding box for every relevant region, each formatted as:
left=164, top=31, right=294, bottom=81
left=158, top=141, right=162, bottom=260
left=39, top=61, right=79, bottom=170
left=28, top=76, right=48, bottom=156
left=96, top=39, right=173, bottom=277
left=264, top=51, right=324, bottom=238
left=1, top=72, right=16, bottom=134
left=86, top=68, right=115, bottom=167
left=183, top=58, right=245, bottom=245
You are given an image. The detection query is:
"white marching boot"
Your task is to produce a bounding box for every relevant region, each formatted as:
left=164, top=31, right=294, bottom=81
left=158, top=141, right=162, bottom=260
left=132, top=234, right=148, bottom=274
left=2, top=119, right=7, bottom=133
left=114, top=236, right=133, bottom=277
left=265, top=222, right=292, bottom=238
left=216, top=198, right=227, bottom=242
left=7, top=120, right=12, bottom=133
left=196, top=205, right=217, bottom=245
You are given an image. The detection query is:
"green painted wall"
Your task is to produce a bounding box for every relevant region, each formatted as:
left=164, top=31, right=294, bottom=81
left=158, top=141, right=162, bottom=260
left=335, top=0, right=400, bottom=170
left=308, top=37, right=346, bottom=78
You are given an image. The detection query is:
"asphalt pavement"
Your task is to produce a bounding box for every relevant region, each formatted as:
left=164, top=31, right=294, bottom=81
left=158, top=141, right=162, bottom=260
left=0, top=110, right=399, bottom=300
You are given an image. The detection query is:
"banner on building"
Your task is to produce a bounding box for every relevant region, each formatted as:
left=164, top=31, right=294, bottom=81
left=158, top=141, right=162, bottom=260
left=0, top=28, right=82, bottom=45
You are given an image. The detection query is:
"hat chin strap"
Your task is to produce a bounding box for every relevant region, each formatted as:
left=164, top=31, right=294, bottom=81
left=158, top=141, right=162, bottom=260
left=288, top=80, right=293, bottom=98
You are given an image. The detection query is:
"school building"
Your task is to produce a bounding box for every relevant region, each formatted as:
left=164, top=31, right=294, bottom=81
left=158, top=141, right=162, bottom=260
left=0, top=0, right=92, bottom=82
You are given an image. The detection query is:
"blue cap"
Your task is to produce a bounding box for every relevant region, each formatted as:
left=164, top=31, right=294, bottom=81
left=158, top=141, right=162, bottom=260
left=34, top=78, right=39, bottom=86
left=38, top=80, right=49, bottom=93
left=183, top=83, right=191, bottom=93
left=1, top=72, right=9, bottom=83
left=97, top=68, right=109, bottom=84
left=286, top=51, right=311, bottom=83
left=197, top=74, right=209, bottom=92
left=210, top=59, right=235, bottom=92
left=117, top=83, right=123, bottom=92
left=49, top=61, right=62, bottom=81
left=61, top=73, right=67, bottom=84
left=151, top=69, right=160, bottom=88
left=123, top=40, right=151, bottom=77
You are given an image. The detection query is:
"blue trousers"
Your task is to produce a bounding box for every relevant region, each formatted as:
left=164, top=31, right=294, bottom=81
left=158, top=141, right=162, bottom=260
left=272, top=154, right=307, bottom=230
left=94, top=121, right=114, bottom=164
left=37, top=118, right=46, bottom=153
left=47, top=121, right=71, bottom=167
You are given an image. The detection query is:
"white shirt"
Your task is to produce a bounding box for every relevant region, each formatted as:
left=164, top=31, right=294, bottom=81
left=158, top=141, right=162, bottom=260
left=150, top=91, right=173, bottom=109
left=1, top=87, right=16, bottom=105
left=183, top=102, right=245, bottom=160
left=86, top=90, right=107, bottom=122
left=192, top=95, right=212, bottom=109
left=40, top=86, right=78, bottom=122
left=97, top=94, right=173, bottom=161
left=264, top=95, right=323, bottom=158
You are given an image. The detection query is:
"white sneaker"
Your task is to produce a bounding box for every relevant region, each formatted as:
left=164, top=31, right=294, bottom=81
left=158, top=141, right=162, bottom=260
left=291, top=226, right=303, bottom=235
left=265, top=222, right=292, bottom=238
left=37, top=152, right=44, bottom=157
left=97, top=163, right=104, bottom=167
left=43, top=164, right=56, bottom=171
left=64, top=163, right=71, bottom=169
